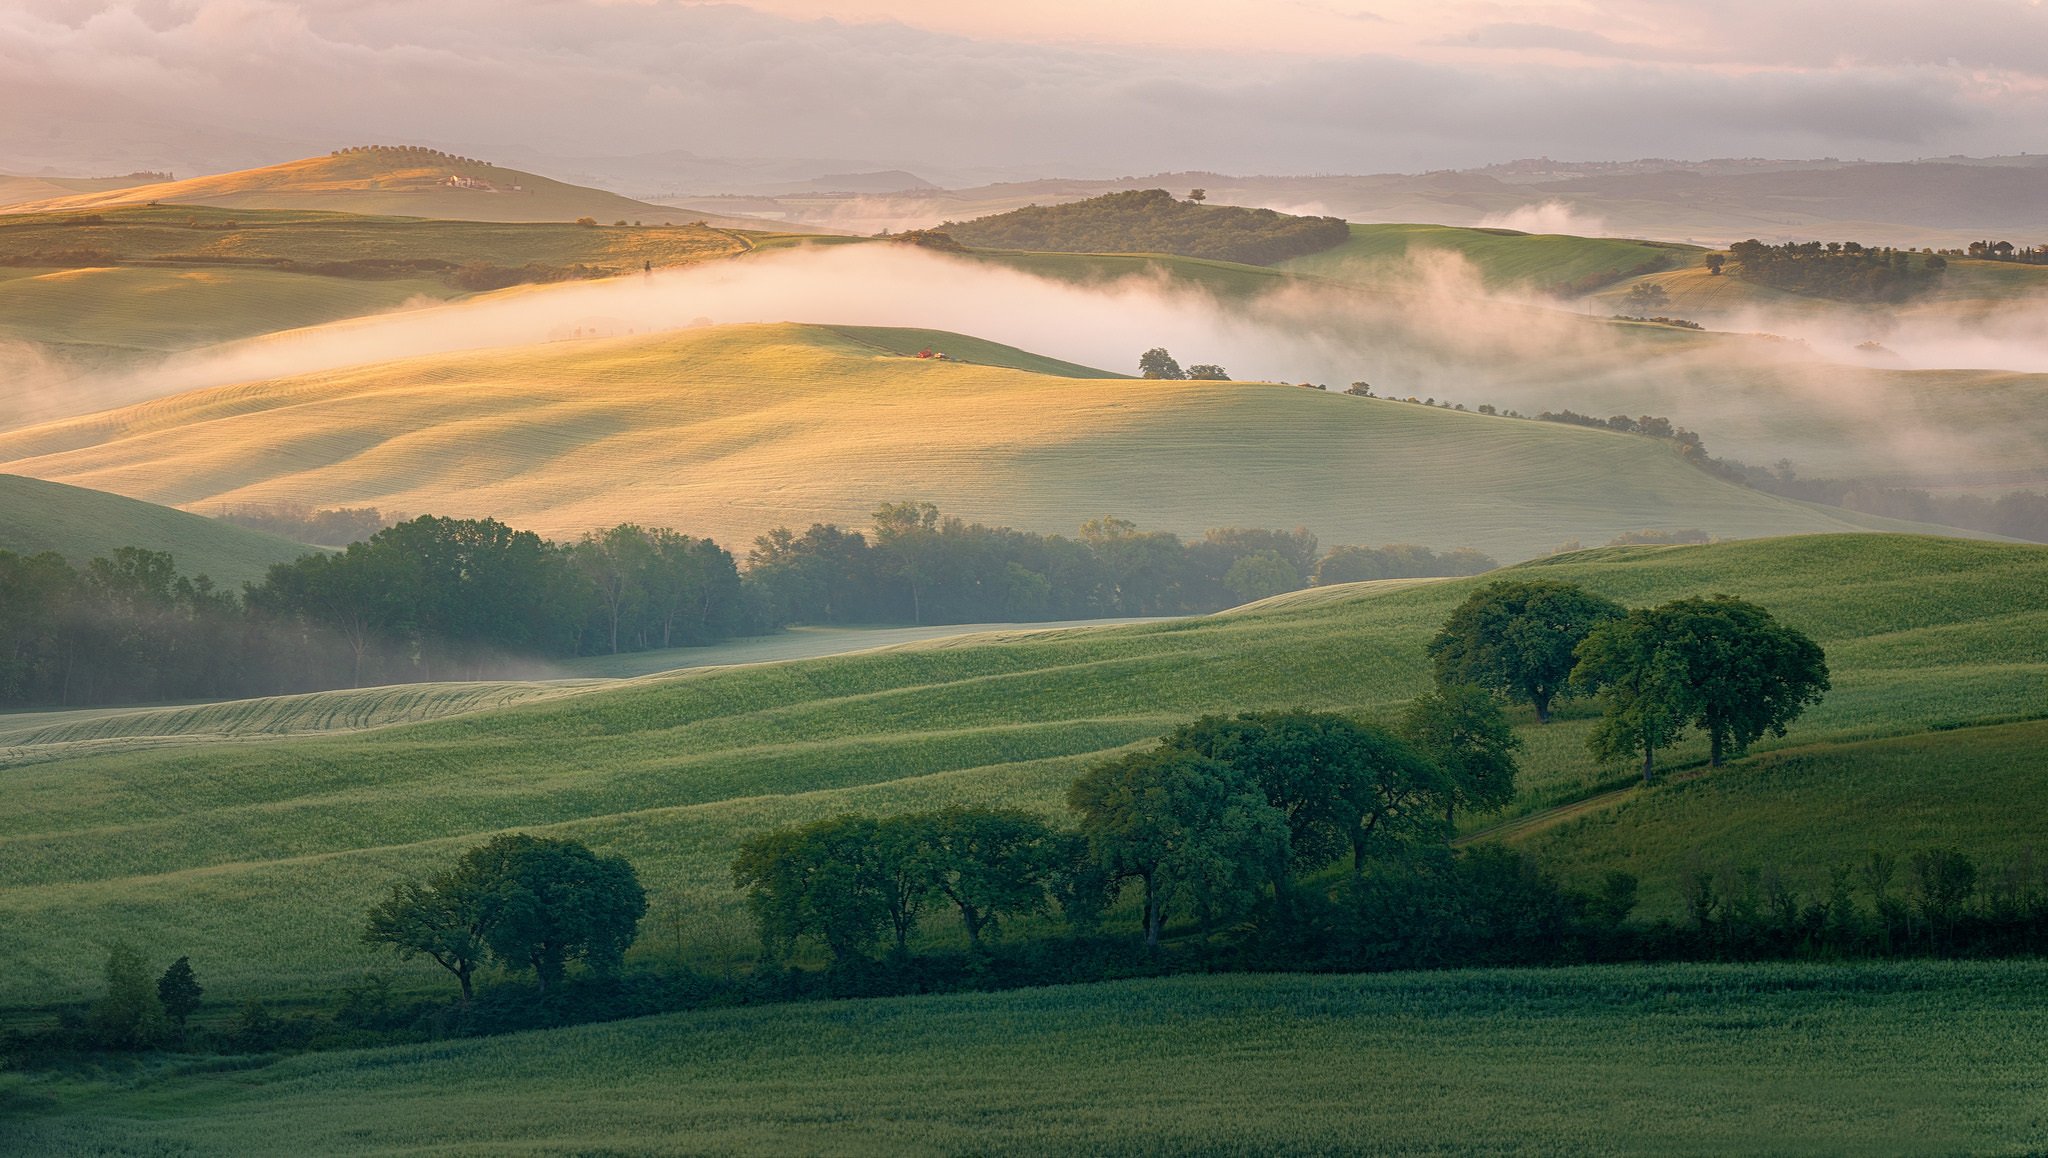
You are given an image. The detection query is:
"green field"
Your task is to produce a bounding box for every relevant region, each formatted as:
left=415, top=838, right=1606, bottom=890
left=0, top=322, right=1955, bottom=560
left=0, top=473, right=311, bottom=587
left=0, top=534, right=2040, bottom=1006
left=1279, top=222, right=1699, bottom=293
left=8, top=962, right=2045, bottom=1155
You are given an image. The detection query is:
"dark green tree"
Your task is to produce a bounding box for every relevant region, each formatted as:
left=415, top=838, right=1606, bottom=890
left=733, top=815, right=892, bottom=967
left=1185, top=363, right=1229, bottom=380
left=156, top=956, right=203, bottom=1027
left=923, top=807, right=1063, bottom=948
left=363, top=872, right=493, bottom=1001
left=1571, top=608, right=1693, bottom=783
left=1066, top=747, right=1287, bottom=947
left=1137, top=348, right=1186, bottom=380
left=1400, top=683, right=1522, bottom=825
left=468, top=834, right=648, bottom=994
left=88, top=943, right=167, bottom=1049
left=1428, top=579, right=1626, bottom=722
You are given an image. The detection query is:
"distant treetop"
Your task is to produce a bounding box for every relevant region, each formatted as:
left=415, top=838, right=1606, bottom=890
left=942, top=189, right=1350, bottom=266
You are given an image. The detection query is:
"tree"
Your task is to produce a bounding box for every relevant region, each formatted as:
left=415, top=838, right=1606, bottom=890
left=1188, top=188, right=1208, bottom=203
left=1222, top=550, right=1300, bottom=603
left=1428, top=580, right=1626, bottom=723
left=1137, top=348, right=1186, bottom=380
left=468, top=834, right=648, bottom=994
left=1185, top=363, right=1229, bottom=380
left=363, top=873, right=493, bottom=1001
left=572, top=524, right=651, bottom=654
left=1572, top=595, right=1827, bottom=781
left=1703, top=253, right=1726, bottom=275
left=88, top=943, right=167, bottom=1049
left=1066, top=747, right=1286, bottom=947
left=923, top=807, right=1062, bottom=948
left=1620, top=283, right=1670, bottom=315
left=156, top=956, right=203, bottom=1027
left=1401, top=684, right=1521, bottom=825
left=733, top=815, right=893, bottom=967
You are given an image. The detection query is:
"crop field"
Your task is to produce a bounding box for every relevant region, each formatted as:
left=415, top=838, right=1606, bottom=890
left=0, top=151, right=775, bottom=229
left=0, top=534, right=2040, bottom=1005
left=0, top=322, right=1953, bottom=560
left=9, top=961, right=2046, bottom=1155
left=1502, top=718, right=2048, bottom=914
left=1278, top=222, right=1700, bottom=292
left=0, top=473, right=312, bottom=587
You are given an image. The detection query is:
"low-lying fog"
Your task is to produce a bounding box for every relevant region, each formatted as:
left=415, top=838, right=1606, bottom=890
left=11, top=241, right=2048, bottom=486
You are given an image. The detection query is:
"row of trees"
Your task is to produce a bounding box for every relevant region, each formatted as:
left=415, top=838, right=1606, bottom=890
left=1726, top=239, right=1946, bottom=302
left=747, top=503, right=1495, bottom=624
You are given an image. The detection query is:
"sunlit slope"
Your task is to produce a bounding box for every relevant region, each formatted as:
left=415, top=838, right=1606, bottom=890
left=0, top=473, right=310, bottom=586
left=0, top=172, right=157, bottom=208
left=0, top=323, right=1952, bottom=561
left=1, top=149, right=774, bottom=228
left=17, top=963, right=2046, bottom=1155
left=1279, top=223, right=1699, bottom=292
left=0, top=534, right=2040, bottom=1003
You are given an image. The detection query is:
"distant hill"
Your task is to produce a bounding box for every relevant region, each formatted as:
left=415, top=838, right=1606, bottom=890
left=1278, top=223, right=1699, bottom=295
left=0, top=322, right=1960, bottom=562
left=0, top=474, right=310, bottom=587
left=0, top=172, right=162, bottom=208
left=944, top=190, right=1353, bottom=265
left=0, top=147, right=783, bottom=228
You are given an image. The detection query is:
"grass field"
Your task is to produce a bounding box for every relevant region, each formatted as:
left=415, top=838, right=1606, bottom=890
left=0, top=534, right=2040, bottom=1006
left=0, top=322, right=1957, bottom=560
left=1279, top=222, right=1700, bottom=293
left=0, top=150, right=775, bottom=229
left=0, top=473, right=312, bottom=587
left=8, top=961, right=2045, bottom=1155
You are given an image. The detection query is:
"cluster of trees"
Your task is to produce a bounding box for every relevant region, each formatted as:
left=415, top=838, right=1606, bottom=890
left=364, top=834, right=647, bottom=1000
left=1954, top=240, right=2048, bottom=264
left=216, top=503, right=401, bottom=547
left=1726, top=239, right=1946, bottom=302
left=1431, top=580, right=1829, bottom=780
left=747, top=503, right=1497, bottom=625
left=735, top=700, right=1517, bottom=964
left=942, top=190, right=1352, bottom=266
left=63, top=947, right=205, bottom=1051
left=0, top=517, right=754, bottom=707
left=1136, top=348, right=1229, bottom=380
left=1726, top=464, right=2048, bottom=545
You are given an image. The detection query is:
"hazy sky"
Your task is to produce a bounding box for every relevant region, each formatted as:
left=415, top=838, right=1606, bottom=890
left=3, top=0, right=2045, bottom=180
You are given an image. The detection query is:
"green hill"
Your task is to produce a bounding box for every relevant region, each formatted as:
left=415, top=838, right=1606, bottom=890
left=0, top=534, right=2039, bottom=1005
left=0, top=148, right=777, bottom=228
left=1279, top=222, right=1700, bottom=294
left=0, top=473, right=311, bottom=587
left=943, top=189, right=1352, bottom=265
left=0, top=322, right=1955, bottom=561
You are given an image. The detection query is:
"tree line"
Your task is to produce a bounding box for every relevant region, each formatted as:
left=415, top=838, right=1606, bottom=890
left=1727, top=239, right=1946, bottom=302
left=1, top=504, right=1499, bottom=707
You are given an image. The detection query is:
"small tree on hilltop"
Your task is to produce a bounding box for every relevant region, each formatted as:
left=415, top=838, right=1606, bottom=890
left=1188, top=188, right=1207, bottom=203
left=1428, top=580, right=1626, bottom=723
left=1138, top=348, right=1186, bottom=380
left=1185, top=363, right=1230, bottom=380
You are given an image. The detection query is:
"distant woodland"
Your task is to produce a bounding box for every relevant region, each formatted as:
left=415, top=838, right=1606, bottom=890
left=943, top=189, right=1352, bottom=265
left=1727, top=239, right=1946, bottom=302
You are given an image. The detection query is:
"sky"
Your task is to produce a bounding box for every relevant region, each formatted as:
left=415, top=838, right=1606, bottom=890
left=3, top=0, right=2045, bottom=182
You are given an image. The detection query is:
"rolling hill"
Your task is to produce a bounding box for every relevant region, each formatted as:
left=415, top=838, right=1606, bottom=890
left=0, top=473, right=311, bottom=587
left=0, top=533, right=2040, bottom=1006
left=0, top=323, right=1958, bottom=562
left=1278, top=223, right=1700, bottom=294
left=0, top=148, right=780, bottom=228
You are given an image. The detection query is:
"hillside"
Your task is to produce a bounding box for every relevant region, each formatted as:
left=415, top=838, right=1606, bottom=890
left=0, top=172, right=160, bottom=208
left=0, top=533, right=2039, bottom=1004
left=0, top=323, right=1954, bottom=561
left=943, top=189, right=1352, bottom=265
left=1278, top=223, right=1699, bottom=294
left=0, top=148, right=779, bottom=228
left=15, top=962, right=2045, bottom=1154
left=0, top=473, right=311, bottom=587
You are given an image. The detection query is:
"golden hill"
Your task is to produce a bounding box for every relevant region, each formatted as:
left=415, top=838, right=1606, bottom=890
left=0, top=147, right=777, bottom=229
left=0, top=323, right=1951, bottom=560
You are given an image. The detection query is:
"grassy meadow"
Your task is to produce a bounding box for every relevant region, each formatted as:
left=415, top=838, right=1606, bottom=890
left=0, top=534, right=2041, bottom=1006
left=0, top=322, right=1953, bottom=560
left=1279, top=222, right=1700, bottom=292
left=9, top=962, right=2046, bottom=1155
left=0, top=473, right=312, bottom=587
